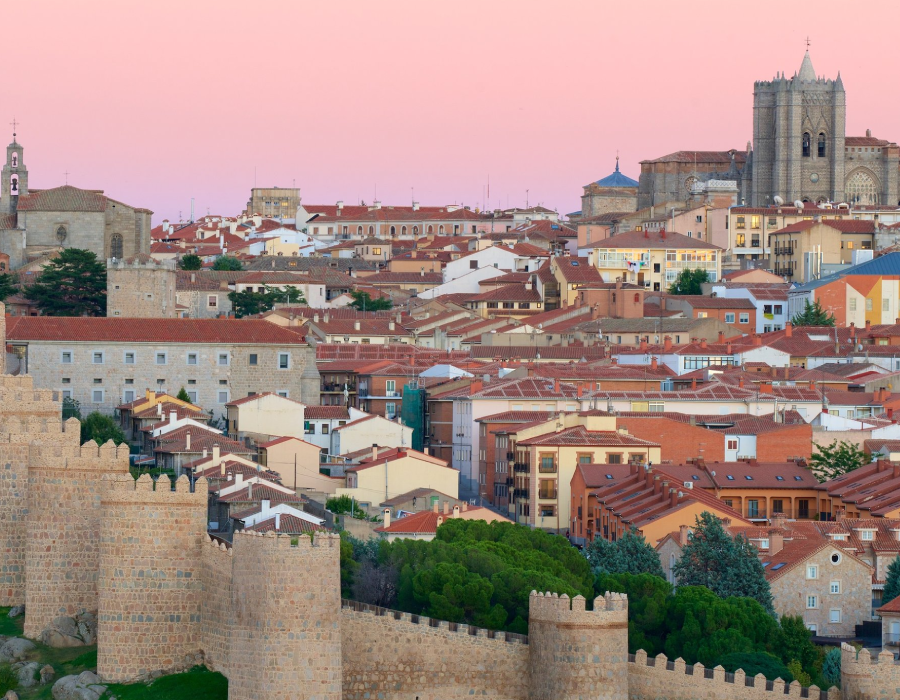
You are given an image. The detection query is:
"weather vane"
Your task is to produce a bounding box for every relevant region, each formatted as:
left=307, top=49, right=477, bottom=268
left=10, top=117, right=18, bottom=138
left=806, top=36, right=811, bottom=49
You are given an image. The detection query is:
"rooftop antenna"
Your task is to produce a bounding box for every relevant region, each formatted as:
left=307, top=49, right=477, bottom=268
left=526, top=189, right=529, bottom=208
left=806, top=36, right=811, bottom=49
left=411, top=186, right=414, bottom=205
left=64, top=170, right=70, bottom=185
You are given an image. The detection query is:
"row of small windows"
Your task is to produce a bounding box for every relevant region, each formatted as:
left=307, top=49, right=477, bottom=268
left=802, top=132, right=827, bottom=158
left=61, top=350, right=291, bottom=369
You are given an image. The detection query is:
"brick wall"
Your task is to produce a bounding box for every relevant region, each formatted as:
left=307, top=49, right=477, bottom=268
left=228, top=531, right=343, bottom=700
left=97, top=473, right=207, bottom=682
left=341, top=604, right=529, bottom=700
left=756, top=423, right=813, bottom=462
left=24, top=434, right=130, bottom=637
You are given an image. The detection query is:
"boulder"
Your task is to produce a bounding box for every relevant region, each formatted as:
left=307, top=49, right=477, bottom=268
left=4, top=691, right=19, bottom=700
left=40, top=611, right=97, bottom=648
left=51, top=672, right=107, bottom=700
left=41, top=664, right=56, bottom=685
left=0, top=637, right=35, bottom=662
left=12, top=661, right=39, bottom=688
left=7, top=605, right=24, bottom=619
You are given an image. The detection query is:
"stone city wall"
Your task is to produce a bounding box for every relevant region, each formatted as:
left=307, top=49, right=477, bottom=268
left=199, top=534, right=233, bottom=674
left=841, top=643, right=900, bottom=700
left=628, top=649, right=840, bottom=700
left=96, top=473, right=207, bottom=682
left=341, top=601, right=530, bottom=700
left=24, top=435, right=129, bottom=637
left=228, top=531, right=343, bottom=700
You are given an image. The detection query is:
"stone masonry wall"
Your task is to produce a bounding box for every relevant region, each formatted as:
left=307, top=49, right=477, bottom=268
left=529, top=591, right=629, bottom=700
left=228, top=531, right=342, bottom=700
left=628, top=650, right=840, bottom=700
left=24, top=433, right=130, bottom=637
left=341, top=604, right=529, bottom=700
left=841, top=643, right=900, bottom=700
left=97, top=473, right=207, bottom=682
left=199, top=535, right=233, bottom=674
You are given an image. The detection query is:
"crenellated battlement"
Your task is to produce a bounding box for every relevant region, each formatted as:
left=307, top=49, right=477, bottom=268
left=629, top=649, right=839, bottom=700
left=101, top=472, right=206, bottom=505
left=528, top=589, right=627, bottom=625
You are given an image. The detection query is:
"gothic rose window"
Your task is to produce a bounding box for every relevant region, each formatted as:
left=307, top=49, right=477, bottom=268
left=846, top=171, right=879, bottom=206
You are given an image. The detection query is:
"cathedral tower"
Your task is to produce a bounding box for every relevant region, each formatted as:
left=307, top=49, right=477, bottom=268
left=751, top=51, right=846, bottom=206
left=1, top=132, right=28, bottom=215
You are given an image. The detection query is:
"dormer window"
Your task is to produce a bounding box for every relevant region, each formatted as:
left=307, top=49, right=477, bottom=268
left=859, top=530, right=874, bottom=541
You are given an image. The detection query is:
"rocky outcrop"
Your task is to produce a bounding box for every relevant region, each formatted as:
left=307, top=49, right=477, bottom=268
left=41, top=664, right=56, bottom=685
left=12, top=661, right=39, bottom=688
left=51, top=671, right=107, bottom=700
left=6, top=606, right=24, bottom=619
left=40, top=612, right=97, bottom=648
left=0, top=637, right=35, bottom=662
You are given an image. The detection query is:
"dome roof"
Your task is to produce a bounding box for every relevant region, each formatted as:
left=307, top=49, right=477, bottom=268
left=593, top=159, right=638, bottom=188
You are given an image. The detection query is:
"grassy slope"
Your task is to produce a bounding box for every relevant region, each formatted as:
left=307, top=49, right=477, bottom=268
left=1, top=608, right=227, bottom=699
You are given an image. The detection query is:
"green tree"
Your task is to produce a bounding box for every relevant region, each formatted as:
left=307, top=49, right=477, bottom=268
left=786, top=660, right=811, bottom=687
left=179, top=253, right=203, bottom=270
left=25, top=248, right=107, bottom=316
left=884, top=557, right=900, bottom=606
left=808, top=439, right=869, bottom=482
left=667, top=268, right=710, bottom=295
left=79, top=411, right=127, bottom=446
left=718, top=652, right=793, bottom=683
left=228, top=285, right=306, bottom=318
left=791, top=298, right=836, bottom=327
left=0, top=272, right=17, bottom=302
left=212, top=255, right=243, bottom=271
left=348, top=289, right=393, bottom=311
left=176, top=387, right=192, bottom=403
left=673, top=512, right=774, bottom=614
left=822, top=647, right=841, bottom=687
left=327, top=494, right=368, bottom=519
left=62, top=396, right=82, bottom=421
left=585, top=529, right=665, bottom=578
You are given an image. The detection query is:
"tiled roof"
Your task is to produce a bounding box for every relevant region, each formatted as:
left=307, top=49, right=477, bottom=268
left=243, top=514, right=326, bottom=534
left=773, top=219, right=876, bottom=235
left=361, top=271, right=444, bottom=285
left=304, top=406, right=350, bottom=420
left=217, top=483, right=304, bottom=503
left=152, top=428, right=251, bottom=455
left=518, top=426, right=659, bottom=447
left=477, top=410, right=564, bottom=424
left=16, top=185, right=108, bottom=212
left=641, top=150, right=747, bottom=165
left=846, top=135, right=894, bottom=147
left=6, top=317, right=308, bottom=345
left=467, top=284, right=542, bottom=303
left=375, top=506, right=503, bottom=534
left=552, top=258, right=605, bottom=284
left=225, top=391, right=305, bottom=407
left=193, top=461, right=282, bottom=482
left=346, top=448, right=449, bottom=472
left=668, top=296, right=756, bottom=309
left=593, top=228, right=722, bottom=251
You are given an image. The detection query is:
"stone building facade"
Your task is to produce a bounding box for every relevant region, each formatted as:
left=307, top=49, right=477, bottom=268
left=4, top=315, right=320, bottom=416
left=579, top=160, right=639, bottom=219
left=106, top=255, right=177, bottom=318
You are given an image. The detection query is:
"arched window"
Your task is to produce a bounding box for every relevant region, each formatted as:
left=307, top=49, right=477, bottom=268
left=426, top=225, right=433, bottom=234
left=846, top=170, right=880, bottom=206
left=390, top=226, right=396, bottom=236
left=413, top=226, right=419, bottom=235
left=802, top=133, right=811, bottom=157
left=401, top=226, right=407, bottom=235
left=56, top=226, right=67, bottom=244
left=439, top=225, right=444, bottom=234
left=818, top=133, right=826, bottom=158
left=368, top=225, right=374, bottom=235
left=357, top=226, right=363, bottom=235
left=110, top=234, right=123, bottom=259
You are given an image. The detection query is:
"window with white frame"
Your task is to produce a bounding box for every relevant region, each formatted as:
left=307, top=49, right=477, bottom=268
left=386, top=380, right=396, bottom=394
left=830, top=581, right=841, bottom=594
left=386, top=402, right=396, bottom=418
left=61, top=388, right=73, bottom=400
left=217, top=390, right=229, bottom=403
left=92, top=389, right=104, bottom=403
left=739, top=313, right=750, bottom=323
left=829, top=609, right=841, bottom=623
left=187, top=390, right=198, bottom=403
left=727, top=438, right=738, bottom=451
left=276, top=390, right=288, bottom=398
left=807, top=565, right=818, bottom=579
left=806, top=595, right=817, bottom=609
left=725, top=313, right=735, bottom=323
left=123, top=390, right=135, bottom=403
left=187, top=352, right=198, bottom=365
left=207, top=295, right=217, bottom=308
left=860, top=530, right=874, bottom=541
left=124, top=351, right=136, bottom=365
left=217, top=352, right=229, bottom=366
left=92, top=351, right=104, bottom=364
left=61, top=351, right=73, bottom=364
left=156, top=352, right=167, bottom=365
left=278, top=353, right=289, bottom=370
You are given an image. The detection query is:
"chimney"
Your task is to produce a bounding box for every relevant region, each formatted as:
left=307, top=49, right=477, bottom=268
left=717, top=331, right=726, bottom=343
left=170, top=410, right=177, bottom=424
left=785, top=322, right=793, bottom=338
left=453, top=504, right=461, bottom=518
left=371, top=444, right=379, bottom=462
left=759, top=383, right=773, bottom=394
left=261, top=499, right=271, bottom=512
left=663, top=336, right=673, bottom=352
left=554, top=379, right=560, bottom=393
left=275, top=512, right=281, bottom=530
left=433, top=501, right=439, bottom=513
left=382, top=508, right=391, bottom=529
left=462, top=502, right=468, bottom=512
left=651, top=356, right=658, bottom=370
left=444, top=501, right=450, bottom=515
left=866, top=319, right=871, bottom=329
left=700, top=338, right=707, bottom=349
left=639, top=339, right=648, bottom=352
left=678, top=524, right=690, bottom=546
left=691, top=378, right=697, bottom=390
left=354, top=320, right=361, bottom=331
left=591, top=304, right=600, bottom=321
left=769, top=531, right=784, bottom=555
left=670, top=489, right=678, bottom=507
left=202, top=448, right=208, bottom=459
left=577, top=384, right=583, bottom=397
left=157, top=402, right=163, bottom=417
left=739, top=377, right=745, bottom=389
left=191, top=272, right=196, bottom=283
left=185, top=432, right=191, bottom=450
left=212, top=444, right=221, bottom=466
left=753, top=334, right=762, bottom=346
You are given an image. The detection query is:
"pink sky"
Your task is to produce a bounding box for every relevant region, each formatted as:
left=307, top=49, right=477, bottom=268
left=7, top=0, right=900, bottom=222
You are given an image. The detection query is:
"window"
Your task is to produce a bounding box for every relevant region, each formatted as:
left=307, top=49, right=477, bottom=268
left=735, top=233, right=745, bottom=246
left=187, top=390, right=198, bottom=403
left=747, top=499, right=759, bottom=518
left=884, top=298, right=891, bottom=312
left=739, top=313, right=750, bottom=324
left=831, top=552, right=842, bottom=564
left=61, top=351, right=73, bottom=364
left=124, top=351, right=135, bottom=365
left=538, top=480, right=557, bottom=499
left=110, top=233, right=124, bottom=259
left=539, top=505, right=556, bottom=518
left=217, top=390, right=229, bottom=403
left=321, top=424, right=329, bottom=434
left=608, top=453, right=622, bottom=464
left=207, top=295, right=217, bottom=308
left=278, top=353, right=289, bottom=369
left=92, top=351, right=104, bottom=365
left=806, top=595, right=817, bottom=609
left=304, top=421, right=314, bottom=434
left=386, top=402, right=396, bottom=418
left=539, top=455, right=556, bottom=473
left=818, top=133, right=826, bottom=158
left=727, top=439, right=738, bottom=450
left=92, top=389, right=104, bottom=403
left=156, top=352, right=167, bottom=365
left=276, top=391, right=288, bottom=398
left=61, top=389, right=73, bottom=400
left=807, top=565, right=818, bottom=579
left=577, top=453, right=593, bottom=464
left=373, top=247, right=382, bottom=255
left=249, top=354, right=258, bottom=366
left=768, top=217, right=777, bottom=228
left=386, top=380, right=396, bottom=394
left=93, top=378, right=102, bottom=384
left=802, top=132, right=811, bottom=157
left=725, top=313, right=735, bottom=323
left=774, top=305, right=783, bottom=315
left=750, top=215, right=761, bottom=229
left=123, top=390, right=135, bottom=403
left=648, top=401, right=664, bottom=412
left=866, top=298, right=873, bottom=312
left=829, top=609, right=841, bottom=623
left=62, top=377, right=71, bottom=384
left=830, top=581, right=841, bottom=594
left=860, top=530, right=874, bottom=541
left=218, top=353, right=229, bottom=366
left=736, top=217, right=746, bottom=230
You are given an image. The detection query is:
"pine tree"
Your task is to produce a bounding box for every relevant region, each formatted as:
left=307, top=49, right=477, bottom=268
left=790, top=299, right=835, bottom=327
left=212, top=255, right=243, bottom=271
left=25, top=248, right=107, bottom=316
left=673, top=511, right=775, bottom=614
left=884, top=557, right=900, bottom=606
left=585, top=528, right=664, bottom=577
left=0, top=272, right=17, bottom=302
left=176, top=387, right=192, bottom=403
left=179, top=254, right=203, bottom=270
left=667, top=268, right=710, bottom=295
left=348, top=290, right=393, bottom=311
left=822, top=647, right=841, bottom=687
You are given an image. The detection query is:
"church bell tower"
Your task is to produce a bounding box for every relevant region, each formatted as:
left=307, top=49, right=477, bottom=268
left=2, top=125, right=28, bottom=215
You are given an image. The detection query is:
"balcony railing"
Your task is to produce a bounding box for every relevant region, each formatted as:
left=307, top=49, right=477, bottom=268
left=513, top=463, right=529, bottom=473
left=321, top=382, right=356, bottom=392
left=774, top=266, right=793, bottom=277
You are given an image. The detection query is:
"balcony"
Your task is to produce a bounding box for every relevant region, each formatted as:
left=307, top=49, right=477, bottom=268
left=513, top=462, right=529, bottom=474
left=321, top=381, right=356, bottom=393
left=506, top=451, right=515, bottom=461
left=773, top=246, right=794, bottom=256
left=774, top=266, right=793, bottom=277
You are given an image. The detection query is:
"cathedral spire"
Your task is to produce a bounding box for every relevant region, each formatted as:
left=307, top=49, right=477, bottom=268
left=798, top=50, right=816, bottom=81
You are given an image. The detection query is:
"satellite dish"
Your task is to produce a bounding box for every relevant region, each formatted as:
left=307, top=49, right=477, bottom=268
left=773, top=195, right=784, bottom=206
